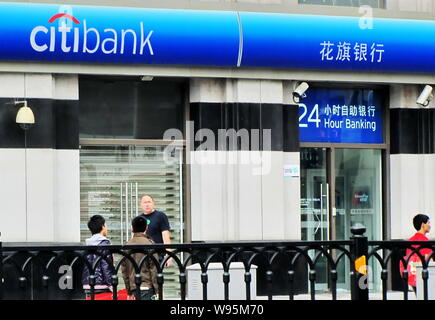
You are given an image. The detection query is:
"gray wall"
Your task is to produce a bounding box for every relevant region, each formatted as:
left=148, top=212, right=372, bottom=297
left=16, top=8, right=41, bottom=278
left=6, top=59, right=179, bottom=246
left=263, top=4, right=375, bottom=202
left=389, top=84, right=435, bottom=239
left=3, top=0, right=435, bottom=16
left=0, top=73, right=80, bottom=242
left=189, top=78, right=301, bottom=241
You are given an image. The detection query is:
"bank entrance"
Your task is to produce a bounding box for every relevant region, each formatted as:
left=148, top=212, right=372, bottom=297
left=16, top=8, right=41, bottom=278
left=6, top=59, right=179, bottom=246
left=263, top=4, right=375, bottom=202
left=298, top=86, right=388, bottom=293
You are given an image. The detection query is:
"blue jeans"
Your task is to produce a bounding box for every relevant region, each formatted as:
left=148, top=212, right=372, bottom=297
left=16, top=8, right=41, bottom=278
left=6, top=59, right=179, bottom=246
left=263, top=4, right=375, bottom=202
left=134, top=288, right=155, bottom=300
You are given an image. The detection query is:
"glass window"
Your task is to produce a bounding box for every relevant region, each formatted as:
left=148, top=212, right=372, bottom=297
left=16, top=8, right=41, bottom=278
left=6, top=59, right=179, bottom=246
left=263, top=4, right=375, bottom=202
left=79, top=78, right=184, bottom=139
left=298, top=0, right=385, bottom=8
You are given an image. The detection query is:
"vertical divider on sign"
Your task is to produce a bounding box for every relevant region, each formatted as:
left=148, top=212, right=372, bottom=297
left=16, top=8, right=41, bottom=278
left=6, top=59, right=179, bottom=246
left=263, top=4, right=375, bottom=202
left=236, top=12, right=243, bottom=68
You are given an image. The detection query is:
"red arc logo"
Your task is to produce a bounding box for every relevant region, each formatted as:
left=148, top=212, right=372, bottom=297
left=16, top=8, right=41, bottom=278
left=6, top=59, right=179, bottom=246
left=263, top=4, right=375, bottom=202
left=48, top=13, right=80, bottom=24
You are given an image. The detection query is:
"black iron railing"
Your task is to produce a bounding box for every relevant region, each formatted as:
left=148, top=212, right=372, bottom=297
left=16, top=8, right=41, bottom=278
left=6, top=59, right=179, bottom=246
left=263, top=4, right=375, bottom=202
left=368, top=240, right=435, bottom=300
left=0, top=225, right=434, bottom=300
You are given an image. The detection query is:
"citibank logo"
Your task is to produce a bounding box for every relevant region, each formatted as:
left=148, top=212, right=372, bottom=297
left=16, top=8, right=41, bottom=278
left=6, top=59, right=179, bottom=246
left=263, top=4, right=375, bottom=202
left=30, top=13, right=154, bottom=55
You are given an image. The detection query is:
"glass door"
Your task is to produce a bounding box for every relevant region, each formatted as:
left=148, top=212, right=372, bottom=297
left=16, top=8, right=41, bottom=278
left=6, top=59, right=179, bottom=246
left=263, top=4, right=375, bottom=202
left=334, top=148, right=382, bottom=291
left=80, top=144, right=183, bottom=245
left=301, top=148, right=329, bottom=242
left=300, top=148, right=329, bottom=291
left=301, top=147, right=383, bottom=293
left=80, top=143, right=183, bottom=298
left=334, top=149, right=382, bottom=241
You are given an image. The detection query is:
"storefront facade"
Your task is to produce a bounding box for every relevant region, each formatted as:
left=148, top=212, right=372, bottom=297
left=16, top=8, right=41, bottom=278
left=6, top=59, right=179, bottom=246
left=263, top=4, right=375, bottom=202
left=0, top=0, right=434, bottom=276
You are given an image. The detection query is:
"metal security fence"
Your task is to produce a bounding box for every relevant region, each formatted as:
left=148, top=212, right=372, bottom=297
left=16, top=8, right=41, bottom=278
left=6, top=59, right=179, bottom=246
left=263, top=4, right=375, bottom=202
left=368, top=240, right=435, bottom=300
left=0, top=224, right=434, bottom=300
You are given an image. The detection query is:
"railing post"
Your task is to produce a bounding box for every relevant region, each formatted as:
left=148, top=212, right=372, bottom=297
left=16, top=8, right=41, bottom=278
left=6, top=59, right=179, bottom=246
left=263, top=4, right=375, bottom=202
left=244, top=271, right=252, bottom=300
left=350, top=224, right=369, bottom=300
left=179, top=272, right=187, bottom=300
left=0, top=240, right=3, bottom=300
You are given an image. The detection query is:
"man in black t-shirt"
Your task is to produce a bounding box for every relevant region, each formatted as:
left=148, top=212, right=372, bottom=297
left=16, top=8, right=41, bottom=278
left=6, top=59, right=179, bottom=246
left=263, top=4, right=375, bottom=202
left=139, top=194, right=173, bottom=267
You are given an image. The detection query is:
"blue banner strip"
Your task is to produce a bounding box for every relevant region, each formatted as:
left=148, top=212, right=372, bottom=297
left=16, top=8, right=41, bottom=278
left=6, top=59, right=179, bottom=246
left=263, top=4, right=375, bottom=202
left=0, top=2, right=434, bottom=73
left=0, top=3, right=240, bottom=66
left=239, top=12, right=434, bottom=72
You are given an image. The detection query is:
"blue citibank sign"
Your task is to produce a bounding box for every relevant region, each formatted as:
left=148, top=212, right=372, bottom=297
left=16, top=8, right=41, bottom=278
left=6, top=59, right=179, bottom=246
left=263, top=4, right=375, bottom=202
left=2, top=2, right=435, bottom=73
left=299, top=89, right=383, bottom=144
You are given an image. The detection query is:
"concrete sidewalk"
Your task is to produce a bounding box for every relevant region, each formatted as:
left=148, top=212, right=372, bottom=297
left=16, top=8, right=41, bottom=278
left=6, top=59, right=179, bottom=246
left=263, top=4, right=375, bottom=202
left=256, top=290, right=416, bottom=300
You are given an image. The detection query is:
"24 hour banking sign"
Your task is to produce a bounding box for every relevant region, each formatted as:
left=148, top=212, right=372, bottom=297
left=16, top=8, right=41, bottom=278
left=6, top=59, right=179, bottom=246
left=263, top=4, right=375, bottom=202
left=298, top=89, right=383, bottom=144
left=2, top=2, right=435, bottom=73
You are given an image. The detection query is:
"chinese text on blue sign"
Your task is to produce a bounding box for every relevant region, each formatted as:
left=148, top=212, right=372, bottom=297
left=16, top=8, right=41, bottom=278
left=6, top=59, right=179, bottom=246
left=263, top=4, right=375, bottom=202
left=298, top=89, right=383, bottom=144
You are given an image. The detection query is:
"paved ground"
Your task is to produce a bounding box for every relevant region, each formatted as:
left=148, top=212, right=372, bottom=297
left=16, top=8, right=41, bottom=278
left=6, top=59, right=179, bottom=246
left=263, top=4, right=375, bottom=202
left=182, top=291, right=420, bottom=300
left=255, top=290, right=417, bottom=300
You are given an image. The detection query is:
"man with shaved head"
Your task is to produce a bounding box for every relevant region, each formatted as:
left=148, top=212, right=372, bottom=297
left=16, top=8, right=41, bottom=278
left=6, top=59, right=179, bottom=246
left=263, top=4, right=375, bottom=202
left=139, top=194, right=173, bottom=267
